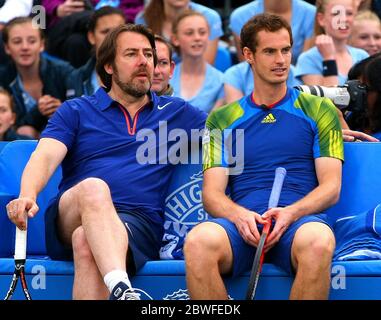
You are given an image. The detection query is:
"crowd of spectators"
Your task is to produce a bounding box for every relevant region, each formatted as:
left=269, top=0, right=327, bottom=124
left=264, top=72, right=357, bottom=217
left=0, top=0, right=381, bottom=141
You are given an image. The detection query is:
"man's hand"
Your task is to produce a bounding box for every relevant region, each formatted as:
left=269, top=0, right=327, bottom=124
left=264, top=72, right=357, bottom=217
left=56, top=0, right=85, bottom=18
left=232, top=209, right=267, bottom=247
left=261, top=207, right=297, bottom=252
left=6, top=197, right=39, bottom=230
left=342, top=129, right=379, bottom=142
left=38, top=95, right=61, bottom=118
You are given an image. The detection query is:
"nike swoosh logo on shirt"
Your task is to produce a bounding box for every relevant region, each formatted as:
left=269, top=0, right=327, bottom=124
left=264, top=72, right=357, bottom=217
left=157, top=101, right=173, bottom=110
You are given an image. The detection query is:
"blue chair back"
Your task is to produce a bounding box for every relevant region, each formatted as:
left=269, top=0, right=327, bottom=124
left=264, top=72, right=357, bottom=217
left=161, top=140, right=209, bottom=259
left=326, top=142, right=381, bottom=223
left=214, top=45, right=232, bottom=72
left=0, top=142, right=8, bottom=154
left=0, top=140, right=62, bottom=256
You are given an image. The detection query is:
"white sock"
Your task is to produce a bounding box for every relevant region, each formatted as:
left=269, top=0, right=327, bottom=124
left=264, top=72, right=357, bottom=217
left=104, top=270, right=132, bottom=293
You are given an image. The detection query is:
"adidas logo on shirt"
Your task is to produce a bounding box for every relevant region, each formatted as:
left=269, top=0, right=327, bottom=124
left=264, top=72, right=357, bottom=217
left=261, top=113, right=276, bottom=123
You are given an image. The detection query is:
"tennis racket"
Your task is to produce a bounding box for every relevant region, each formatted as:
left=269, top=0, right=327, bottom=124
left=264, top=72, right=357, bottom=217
left=4, top=225, right=32, bottom=300
left=245, top=167, right=287, bottom=300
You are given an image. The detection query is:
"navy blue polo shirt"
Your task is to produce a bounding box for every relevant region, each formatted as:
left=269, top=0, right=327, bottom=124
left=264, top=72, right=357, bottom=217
left=41, top=88, right=207, bottom=223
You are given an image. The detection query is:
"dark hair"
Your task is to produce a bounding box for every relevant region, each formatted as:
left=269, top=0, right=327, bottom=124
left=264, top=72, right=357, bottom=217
left=364, top=56, right=381, bottom=133
left=348, top=52, right=381, bottom=81
left=154, top=34, right=174, bottom=62
left=2, top=16, right=45, bottom=44
left=240, top=13, right=293, bottom=54
left=87, top=6, right=125, bottom=33
left=96, top=24, right=157, bottom=92
left=0, top=87, right=15, bottom=113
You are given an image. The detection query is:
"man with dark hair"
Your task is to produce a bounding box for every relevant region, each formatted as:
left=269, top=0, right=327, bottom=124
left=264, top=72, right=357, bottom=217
left=67, top=6, right=126, bottom=97
left=6, top=23, right=206, bottom=300
left=184, top=13, right=343, bottom=300
left=95, top=24, right=158, bottom=93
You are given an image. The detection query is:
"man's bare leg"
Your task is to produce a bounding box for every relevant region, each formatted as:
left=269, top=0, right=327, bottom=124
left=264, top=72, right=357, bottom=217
left=184, top=222, right=233, bottom=300
left=71, top=226, right=109, bottom=299
left=290, top=222, right=335, bottom=300
left=57, top=178, right=129, bottom=299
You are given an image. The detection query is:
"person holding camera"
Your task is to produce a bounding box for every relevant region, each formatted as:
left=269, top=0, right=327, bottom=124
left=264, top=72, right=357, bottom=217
left=363, top=57, right=381, bottom=138
left=348, top=54, right=381, bottom=139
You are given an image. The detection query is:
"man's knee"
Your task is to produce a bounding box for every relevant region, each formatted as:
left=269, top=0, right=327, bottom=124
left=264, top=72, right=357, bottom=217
left=76, top=178, right=112, bottom=206
left=184, top=222, right=229, bottom=261
left=292, top=223, right=335, bottom=267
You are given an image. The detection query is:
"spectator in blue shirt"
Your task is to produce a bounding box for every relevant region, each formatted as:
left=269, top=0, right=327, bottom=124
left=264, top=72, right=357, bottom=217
left=229, top=0, right=316, bottom=64
left=170, top=10, right=224, bottom=112
left=6, top=23, right=206, bottom=300
left=295, top=0, right=369, bottom=86
left=135, top=0, right=223, bottom=64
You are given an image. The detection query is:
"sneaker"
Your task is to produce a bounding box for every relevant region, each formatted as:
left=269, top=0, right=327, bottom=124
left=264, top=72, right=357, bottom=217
left=109, top=281, right=153, bottom=300
left=109, top=282, right=141, bottom=300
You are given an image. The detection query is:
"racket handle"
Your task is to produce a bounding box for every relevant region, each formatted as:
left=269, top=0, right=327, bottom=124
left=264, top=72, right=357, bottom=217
left=268, top=167, right=287, bottom=209
left=14, top=225, right=27, bottom=260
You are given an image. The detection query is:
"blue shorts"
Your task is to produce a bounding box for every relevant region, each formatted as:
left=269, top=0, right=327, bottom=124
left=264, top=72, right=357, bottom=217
left=44, top=196, right=164, bottom=275
left=211, top=213, right=332, bottom=277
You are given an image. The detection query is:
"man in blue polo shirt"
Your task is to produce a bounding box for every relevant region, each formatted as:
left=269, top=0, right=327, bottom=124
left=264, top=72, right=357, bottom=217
left=6, top=24, right=206, bottom=300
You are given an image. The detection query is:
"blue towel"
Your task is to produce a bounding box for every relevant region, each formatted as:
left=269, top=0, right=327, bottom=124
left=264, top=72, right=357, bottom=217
left=159, top=221, right=190, bottom=260
left=333, top=204, right=381, bottom=261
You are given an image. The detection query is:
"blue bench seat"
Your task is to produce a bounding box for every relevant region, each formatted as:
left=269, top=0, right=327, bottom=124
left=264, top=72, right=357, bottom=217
left=1, top=140, right=381, bottom=300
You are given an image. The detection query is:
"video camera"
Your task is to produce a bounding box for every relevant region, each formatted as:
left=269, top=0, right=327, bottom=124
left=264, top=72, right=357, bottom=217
left=295, top=80, right=368, bottom=128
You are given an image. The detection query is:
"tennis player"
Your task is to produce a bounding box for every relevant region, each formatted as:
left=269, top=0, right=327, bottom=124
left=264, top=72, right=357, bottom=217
left=184, top=13, right=343, bottom=300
